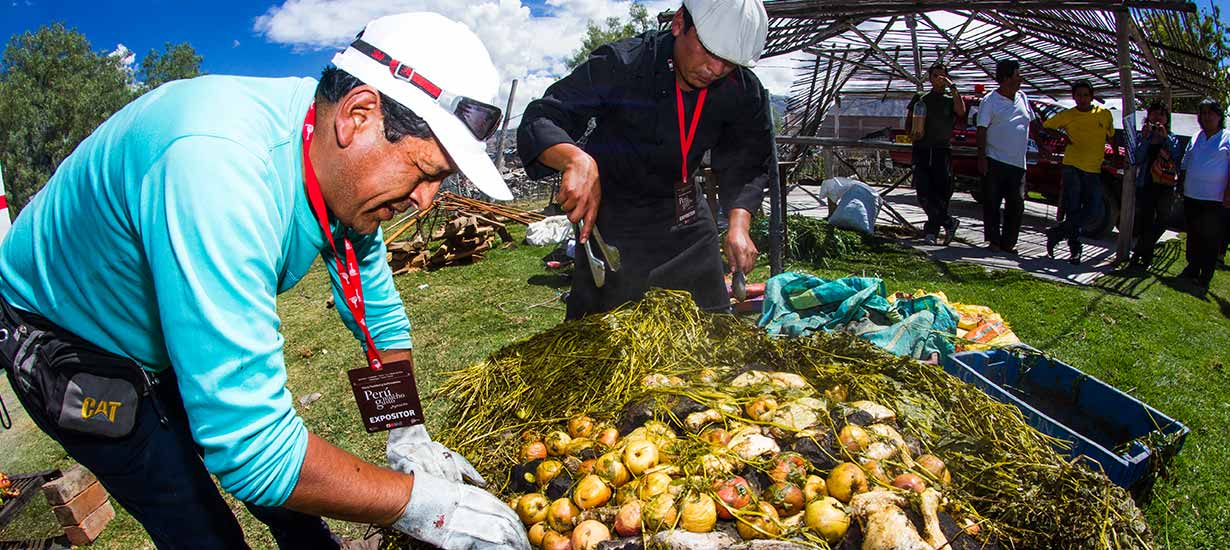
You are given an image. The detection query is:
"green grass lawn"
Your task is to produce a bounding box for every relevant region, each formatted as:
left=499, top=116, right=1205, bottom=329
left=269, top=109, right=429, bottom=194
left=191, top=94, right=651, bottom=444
left=2, top=220, right=1227, bottom=549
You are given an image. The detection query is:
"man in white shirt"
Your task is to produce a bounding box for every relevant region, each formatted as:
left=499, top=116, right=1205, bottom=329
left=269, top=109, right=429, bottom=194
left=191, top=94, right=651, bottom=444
left=976, top=60, right=1034, bottom=254
left=1178, top=97, right=1230, bottom=287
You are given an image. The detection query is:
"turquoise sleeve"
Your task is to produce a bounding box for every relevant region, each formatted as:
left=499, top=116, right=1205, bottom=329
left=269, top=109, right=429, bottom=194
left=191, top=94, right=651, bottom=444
left=135, top=136, right=307, bottom=507
left=323, top=228, right=413, bottom=352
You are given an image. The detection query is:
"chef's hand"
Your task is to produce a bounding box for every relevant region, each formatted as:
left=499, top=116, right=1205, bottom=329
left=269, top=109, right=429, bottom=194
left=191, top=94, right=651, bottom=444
left=391, top=468, right=530, bottom=550
left=724, top=209, right=758, bottom=276
left=556, top=150, right=601, bottom=243
left=978, top=156, right=989, bottom=177
left=388, top=424, right=487, bottom=487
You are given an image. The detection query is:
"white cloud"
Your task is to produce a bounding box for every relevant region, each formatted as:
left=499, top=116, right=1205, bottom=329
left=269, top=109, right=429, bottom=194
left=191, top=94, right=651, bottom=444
left=108, top=44, right=142, bottom=89
left=109, top=43, right=136, bottom=69
left=753, top=54, right=811, bottom=99
left=233, top=39, right=241, bottom=48
left=255, top=0, right=796, bottom=123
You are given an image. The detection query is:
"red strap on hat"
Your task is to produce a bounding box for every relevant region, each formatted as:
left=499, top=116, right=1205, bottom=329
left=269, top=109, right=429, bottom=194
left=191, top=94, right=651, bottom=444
left=351, top=39, right=442, bottom=99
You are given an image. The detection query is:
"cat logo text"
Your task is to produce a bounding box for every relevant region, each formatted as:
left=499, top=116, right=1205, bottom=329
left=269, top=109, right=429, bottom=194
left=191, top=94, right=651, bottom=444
left=82, top=398, right=122, bottom=423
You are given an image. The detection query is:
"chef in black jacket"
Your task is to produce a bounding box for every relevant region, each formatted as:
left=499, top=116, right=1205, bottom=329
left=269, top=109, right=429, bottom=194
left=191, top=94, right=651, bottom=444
left=518, top=0, right=774, bottom=319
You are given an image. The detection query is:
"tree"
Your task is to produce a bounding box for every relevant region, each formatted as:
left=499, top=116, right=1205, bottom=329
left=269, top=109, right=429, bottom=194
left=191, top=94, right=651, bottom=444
left=1140, top=3, right=1229, bottom=112
left=0, top=24, right=136, bottom=215
left=0, top=25, right=203, bottom=217
left=566, top=3, right=656, bottom=70
left=140, top=42, right=202, bottom=90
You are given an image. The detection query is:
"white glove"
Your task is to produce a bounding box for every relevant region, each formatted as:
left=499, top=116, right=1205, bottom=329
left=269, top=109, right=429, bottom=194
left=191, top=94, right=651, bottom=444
left=387, top=424, right=487, bottom=487
left=393, top=468, right=530, bottom=550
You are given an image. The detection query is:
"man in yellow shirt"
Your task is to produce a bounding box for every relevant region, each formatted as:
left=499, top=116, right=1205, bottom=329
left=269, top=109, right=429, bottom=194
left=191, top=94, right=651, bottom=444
left=1043, top=79, right=1115, bottom=264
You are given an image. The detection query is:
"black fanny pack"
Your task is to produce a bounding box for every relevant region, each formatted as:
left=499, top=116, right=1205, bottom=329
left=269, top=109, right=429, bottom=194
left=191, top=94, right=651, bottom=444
left=0, top=298, right=154, bottom=439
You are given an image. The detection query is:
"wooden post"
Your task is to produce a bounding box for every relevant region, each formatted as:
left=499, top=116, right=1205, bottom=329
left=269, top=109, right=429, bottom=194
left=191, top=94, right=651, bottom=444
left=778, top=161, right=790, bottom=266
left=494, top=79, right=518, bottom=173
left=1115, top=11, right=1138, bottom=264
left=769, top=146, right=784, bottom=276
left=800, top=57, right=822, bottom=132
left=907, top=15, right=924, bottom=92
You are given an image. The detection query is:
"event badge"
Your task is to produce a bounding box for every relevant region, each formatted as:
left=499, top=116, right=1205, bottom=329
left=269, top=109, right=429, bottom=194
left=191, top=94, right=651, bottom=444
left=671, top=77, right=706, bottom=229
left=347, top=360, right=424, bottom=433
left=673, top=180, right=698, bottom=227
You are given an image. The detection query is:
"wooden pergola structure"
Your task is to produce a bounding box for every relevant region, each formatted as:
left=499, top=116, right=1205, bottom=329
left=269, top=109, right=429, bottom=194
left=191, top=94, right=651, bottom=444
left=749, top=0, right=1217, bottom=274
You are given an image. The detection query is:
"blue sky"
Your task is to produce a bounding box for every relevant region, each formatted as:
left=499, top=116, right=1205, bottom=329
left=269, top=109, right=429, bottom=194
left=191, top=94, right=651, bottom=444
left=0, top=0, right=1224, bottom=117
left=0, top=1, right=567, bottom=79
left=0, top=0, right=702, bottom=119
left=2, top=0, right=1224, bottom=79
left=1, top=1, right=341, bottom=78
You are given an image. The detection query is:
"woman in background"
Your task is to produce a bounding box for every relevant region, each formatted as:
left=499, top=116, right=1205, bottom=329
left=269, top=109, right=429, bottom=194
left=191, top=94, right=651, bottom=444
left=1177, top=98, right=1230, bottom=288
left=1130, top=101, right=1185, bottom=269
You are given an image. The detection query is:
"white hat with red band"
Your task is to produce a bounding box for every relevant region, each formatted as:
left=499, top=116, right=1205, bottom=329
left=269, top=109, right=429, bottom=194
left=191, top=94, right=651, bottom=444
left=332, top=12, right=512, bottom=201
left=683, top=0, right=768, bottom=68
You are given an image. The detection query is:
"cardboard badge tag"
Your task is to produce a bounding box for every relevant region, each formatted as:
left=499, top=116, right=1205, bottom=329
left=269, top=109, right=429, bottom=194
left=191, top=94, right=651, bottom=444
left=673, top=180, right=698, bottom=227
left=347, top=360, right=424, bottom=433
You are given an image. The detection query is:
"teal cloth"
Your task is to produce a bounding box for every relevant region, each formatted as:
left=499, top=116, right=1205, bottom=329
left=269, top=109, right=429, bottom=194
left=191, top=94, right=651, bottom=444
left=759, top=272, right=958, bottom=361
left=0, top=76, right=413, bottom=506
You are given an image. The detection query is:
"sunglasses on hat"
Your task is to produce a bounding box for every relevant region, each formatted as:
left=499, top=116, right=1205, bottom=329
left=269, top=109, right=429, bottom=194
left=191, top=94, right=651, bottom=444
left=349, top=38, right=502, bottom=141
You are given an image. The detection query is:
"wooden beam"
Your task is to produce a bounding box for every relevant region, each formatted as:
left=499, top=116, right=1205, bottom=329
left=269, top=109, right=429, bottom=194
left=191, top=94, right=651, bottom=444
left=846, top=21, right=924, bottom=86
left=937, top=11, right=975, bottom=63
left=1003, top=42, right=1088, bottom=90
left=918, top=12, right=999, bottom=83
left=759, top=1, right=1198, bottom=17
left=494, top=78, right=517, bottom=172
left=907, top=15, right=924, bottom=91
left=805, top=47, right=907, bottom=80
left=1126, top=15, right=1172, bottom=97
left=1115, top=10, right=1139, bottom=264
left=810, top=17, right=899, bottom=118
left=800, top=57, right=822, bottom=132
left=777, top=135, right=979, bottom=156
left=976, top=10, right=1122, bottom=90
left=946, top=32, right=1025, bottom=72
left=771, top=16, right=857, bottom=55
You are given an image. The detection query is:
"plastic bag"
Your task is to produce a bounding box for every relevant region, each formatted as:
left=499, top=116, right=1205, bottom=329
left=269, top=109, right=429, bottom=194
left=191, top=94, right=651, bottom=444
left=818, top=177, right=862, bottom=205
left=910, top=99, right=928, bottom=141
left=525, top=215, right=574, bottom=246
left=828, top=181, right=880, bottom=235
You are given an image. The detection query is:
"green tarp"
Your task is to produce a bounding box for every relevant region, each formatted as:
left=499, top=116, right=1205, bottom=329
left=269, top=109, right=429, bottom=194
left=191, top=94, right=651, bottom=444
left=758, top=272, right=959, bottom=362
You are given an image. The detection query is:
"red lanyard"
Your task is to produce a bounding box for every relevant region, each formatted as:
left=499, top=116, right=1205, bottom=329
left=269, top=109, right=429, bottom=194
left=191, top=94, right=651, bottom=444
left=676, top=81, right=708, bottom=184
left=302, top=103, right=383, bottom=371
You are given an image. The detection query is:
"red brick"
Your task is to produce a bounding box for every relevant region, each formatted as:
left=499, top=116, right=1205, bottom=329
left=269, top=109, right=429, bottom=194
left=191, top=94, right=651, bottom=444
left=51, top=481, right=109, bottom=526
left=63, top=499, right=115, bottom=546
left=41, top=464, right=98, bottom=505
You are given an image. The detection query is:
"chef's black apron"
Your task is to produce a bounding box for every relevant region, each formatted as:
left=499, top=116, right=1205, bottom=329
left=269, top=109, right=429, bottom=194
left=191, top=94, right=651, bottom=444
left=566, top=181, right=728, bottom=320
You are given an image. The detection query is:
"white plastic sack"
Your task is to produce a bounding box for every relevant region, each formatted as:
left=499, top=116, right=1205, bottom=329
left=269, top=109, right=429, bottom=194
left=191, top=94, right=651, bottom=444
left=818, top=177, right=863, bottom=204
left=828, top=181, right=880, bottom=235
left=525, top=215, right=574, bottom=246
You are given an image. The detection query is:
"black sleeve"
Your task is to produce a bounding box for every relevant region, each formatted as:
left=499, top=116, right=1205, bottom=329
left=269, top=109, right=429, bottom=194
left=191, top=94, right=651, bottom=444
left=906, top=92, right=921, bottom=114
left=712, top=74, right=775, bottom=215
left=516, top=45, right=620, bottom=180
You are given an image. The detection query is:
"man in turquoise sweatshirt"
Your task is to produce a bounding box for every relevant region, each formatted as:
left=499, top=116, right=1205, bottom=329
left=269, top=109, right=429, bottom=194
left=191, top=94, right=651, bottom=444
left=0, top=12, right=528, bottom=550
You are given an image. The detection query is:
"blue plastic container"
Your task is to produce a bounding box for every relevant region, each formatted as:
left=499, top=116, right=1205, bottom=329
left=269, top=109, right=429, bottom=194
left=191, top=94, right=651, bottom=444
left=944, top=348, right=1189, bottom=490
